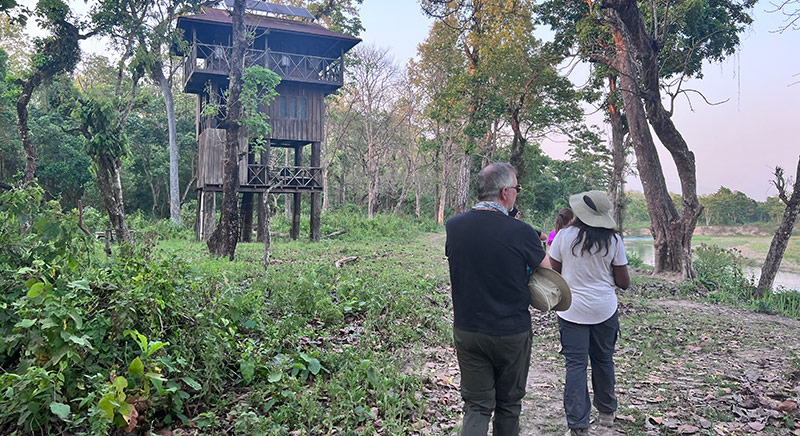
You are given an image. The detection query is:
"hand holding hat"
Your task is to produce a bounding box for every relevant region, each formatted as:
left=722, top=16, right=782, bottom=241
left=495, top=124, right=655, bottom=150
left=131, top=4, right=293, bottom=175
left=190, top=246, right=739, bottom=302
left=529, top=267, right=571, bottom=312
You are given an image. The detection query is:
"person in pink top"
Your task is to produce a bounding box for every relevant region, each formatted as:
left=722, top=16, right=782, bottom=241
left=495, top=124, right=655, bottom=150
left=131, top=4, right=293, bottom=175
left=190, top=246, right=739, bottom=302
left=547, top=208, right=574, bottom=246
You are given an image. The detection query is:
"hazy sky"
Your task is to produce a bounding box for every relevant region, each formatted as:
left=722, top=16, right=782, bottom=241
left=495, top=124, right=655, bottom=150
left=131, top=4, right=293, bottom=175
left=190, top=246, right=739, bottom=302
left=20, top=0, right=797, bottom=200
left=359, top=2, right=800, bottom=201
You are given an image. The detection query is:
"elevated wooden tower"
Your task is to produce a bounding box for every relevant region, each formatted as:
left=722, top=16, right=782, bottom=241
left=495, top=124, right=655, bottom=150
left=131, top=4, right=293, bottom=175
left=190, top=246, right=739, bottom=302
left=177, top=1, right=360, bottom=241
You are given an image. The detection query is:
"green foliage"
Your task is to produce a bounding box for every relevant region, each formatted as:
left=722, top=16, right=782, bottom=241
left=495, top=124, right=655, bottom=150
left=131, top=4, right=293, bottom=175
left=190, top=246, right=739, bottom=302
left=694, top=243, right=752, bottom=295
left=240, top=65, right=281, bottom=143
left=627, top=251, right=646, bottom=269
left=74, top=95, right=129, bottom=162
left=693, top=243, right=800, bottom=318
left=0, top=189, right=453, bottom=433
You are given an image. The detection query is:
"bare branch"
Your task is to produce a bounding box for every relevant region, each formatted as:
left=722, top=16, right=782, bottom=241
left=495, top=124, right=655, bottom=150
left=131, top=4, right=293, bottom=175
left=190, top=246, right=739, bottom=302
left=772, top=166, right=789, bottom=204
left=674, top=88, right=730, bottom=112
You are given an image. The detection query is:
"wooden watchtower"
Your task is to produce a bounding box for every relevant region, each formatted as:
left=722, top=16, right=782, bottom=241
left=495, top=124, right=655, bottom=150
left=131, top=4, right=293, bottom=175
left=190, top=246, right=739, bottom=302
left=177, top=1, right=360, bottom=241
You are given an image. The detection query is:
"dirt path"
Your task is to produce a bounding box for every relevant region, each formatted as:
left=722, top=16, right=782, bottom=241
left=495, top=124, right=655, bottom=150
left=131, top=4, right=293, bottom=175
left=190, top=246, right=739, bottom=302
left=421, top=232, right=800, bottom=435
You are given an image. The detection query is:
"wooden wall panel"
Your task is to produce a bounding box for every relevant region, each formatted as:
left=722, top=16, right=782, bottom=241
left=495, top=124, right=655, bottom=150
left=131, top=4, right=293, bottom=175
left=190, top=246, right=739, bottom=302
left=199, top=129, right=225, bottom=186
left=199, top=129, right=249, bottom=186
left=262, top=82, right=325, bottom=143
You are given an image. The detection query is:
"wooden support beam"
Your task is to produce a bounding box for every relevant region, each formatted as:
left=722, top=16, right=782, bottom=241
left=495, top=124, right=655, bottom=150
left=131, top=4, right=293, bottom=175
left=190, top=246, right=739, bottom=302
left=291, top=145, right=302, bottom=240
left=256, top=146, right=270, bottom=243
left=310, top=141, right=321, bottom=242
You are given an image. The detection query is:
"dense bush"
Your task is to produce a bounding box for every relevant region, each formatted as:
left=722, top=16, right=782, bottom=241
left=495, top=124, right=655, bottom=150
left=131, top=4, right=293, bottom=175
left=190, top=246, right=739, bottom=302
left=0, top=185, right=444, bottom=435
left=693, top=243, right=800, bottom=318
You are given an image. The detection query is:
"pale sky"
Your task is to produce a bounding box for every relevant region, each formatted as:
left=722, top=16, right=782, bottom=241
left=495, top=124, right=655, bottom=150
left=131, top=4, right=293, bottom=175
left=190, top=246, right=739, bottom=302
left=20, top=0, right=797, bottom=200
left=359, top=2, right=800, bottom=201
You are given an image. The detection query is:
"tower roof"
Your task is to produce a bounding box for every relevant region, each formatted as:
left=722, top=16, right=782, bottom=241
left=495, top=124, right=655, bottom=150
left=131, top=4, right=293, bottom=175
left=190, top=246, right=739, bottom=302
left=177, top=6, right=361, bottom=55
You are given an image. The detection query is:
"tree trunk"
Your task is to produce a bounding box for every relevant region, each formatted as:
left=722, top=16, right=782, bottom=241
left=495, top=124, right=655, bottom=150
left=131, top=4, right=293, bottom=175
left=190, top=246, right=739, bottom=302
left=413, top=160, right=421, bottom=218
left=602, top=2, right=701, bottom=278
left=207, top=0, right=247, bottom=260
left=310, top=141, right=321, bottom=241
left=606, top=76, right=627, bottom=234
left=153, top=66, right=181, bottom=225
left=367, top=137, right=376, bottom=219
left=508, top=109, right=527, bottom=178
left=437, top=137, right=452, bottom=225
left=96, top=155, right=131, bottom=246
left=757, top=155, right=800, bottom=297
left=393, top=156, right=413, bottom=215
left=454, top=150, right=471, bottom=215
left=482, top=119, right=499, bottom=168
left=17, top=75, right=43, bottom=185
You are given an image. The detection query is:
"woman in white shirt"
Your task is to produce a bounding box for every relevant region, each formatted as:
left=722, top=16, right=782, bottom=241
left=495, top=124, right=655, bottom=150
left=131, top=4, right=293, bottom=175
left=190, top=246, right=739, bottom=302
left=548, top=191, right=630, bottom=436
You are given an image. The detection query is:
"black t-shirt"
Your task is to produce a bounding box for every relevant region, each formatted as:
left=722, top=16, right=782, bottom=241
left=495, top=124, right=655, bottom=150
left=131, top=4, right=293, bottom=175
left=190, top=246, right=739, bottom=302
left=445, top=209, right=546, bottom=336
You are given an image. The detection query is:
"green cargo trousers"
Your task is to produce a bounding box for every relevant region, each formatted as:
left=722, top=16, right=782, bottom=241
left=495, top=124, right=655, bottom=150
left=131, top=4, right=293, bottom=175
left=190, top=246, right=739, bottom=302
left=454, top=328, right=532, bottom=436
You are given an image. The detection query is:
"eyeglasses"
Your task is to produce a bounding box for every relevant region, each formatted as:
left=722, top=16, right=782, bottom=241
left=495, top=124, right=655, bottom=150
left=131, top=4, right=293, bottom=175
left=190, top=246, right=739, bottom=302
left=505, top=184, right=522, bottom=193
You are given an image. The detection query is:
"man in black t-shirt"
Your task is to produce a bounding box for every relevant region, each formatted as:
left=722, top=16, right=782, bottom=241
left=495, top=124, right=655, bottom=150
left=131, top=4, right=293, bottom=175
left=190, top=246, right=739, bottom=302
left=445, top=163, right=545, bottom=436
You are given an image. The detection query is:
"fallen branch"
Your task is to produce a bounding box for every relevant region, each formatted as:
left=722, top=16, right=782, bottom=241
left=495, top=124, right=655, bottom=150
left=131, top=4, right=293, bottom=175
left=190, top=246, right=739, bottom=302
left=323, top=229, right=348, bottom=239
left=269, top=231, right=290, bottom=238
left=335, top=256, right=359, bottom=268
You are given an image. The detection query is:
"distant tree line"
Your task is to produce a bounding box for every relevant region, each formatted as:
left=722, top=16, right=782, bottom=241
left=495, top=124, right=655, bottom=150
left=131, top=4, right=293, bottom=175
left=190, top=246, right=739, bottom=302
left=624, top=189, right=789, bottom=228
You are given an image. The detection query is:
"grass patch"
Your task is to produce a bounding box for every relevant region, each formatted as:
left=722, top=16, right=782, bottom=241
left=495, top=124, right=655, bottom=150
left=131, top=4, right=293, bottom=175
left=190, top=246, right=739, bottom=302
left=0, top=193, right=457, bottom=435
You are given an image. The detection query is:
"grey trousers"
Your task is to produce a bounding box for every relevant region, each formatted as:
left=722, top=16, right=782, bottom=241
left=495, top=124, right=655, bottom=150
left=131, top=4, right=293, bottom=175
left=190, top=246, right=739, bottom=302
left=558, top=312, right=619, bottom=430
left=454, top=328, right=532, bottom=436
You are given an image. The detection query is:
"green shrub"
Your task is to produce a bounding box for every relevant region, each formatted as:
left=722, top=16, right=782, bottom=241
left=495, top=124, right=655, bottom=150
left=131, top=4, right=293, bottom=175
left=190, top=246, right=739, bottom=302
left=694, top=244, right=753, bottom=297
left=694, top=244, right=800, bottom=318
left=627, top=251, right=646, bottom=269
left=0, top=187, right=451, bottom=434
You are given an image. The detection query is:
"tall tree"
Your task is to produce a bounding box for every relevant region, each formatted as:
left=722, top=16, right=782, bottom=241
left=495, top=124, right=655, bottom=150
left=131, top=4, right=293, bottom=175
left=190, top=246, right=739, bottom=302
left=539, top=0, right=755, bottom=277
left=420, top=0, right=505, bottom=215
left=410, top=18, right=469, bottom=224
left=13, top=0, right=93, bottom=185
left=347, top=45, right=399, bottom=219
left=204, top=0, right=280, bottom=259
left=93, top=0, right=212, bottom=225
left=604, top=74, right=629, bottom=233
left=67, top=52, right=149, bottom=246
left=206, top=0, right=248, bottom=259
left=757, top=156, right=800, bottom=297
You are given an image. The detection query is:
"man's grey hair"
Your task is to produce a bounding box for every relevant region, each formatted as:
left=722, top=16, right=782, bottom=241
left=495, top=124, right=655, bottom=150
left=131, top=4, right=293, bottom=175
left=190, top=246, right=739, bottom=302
left=476, top=163, right=516, bottom=201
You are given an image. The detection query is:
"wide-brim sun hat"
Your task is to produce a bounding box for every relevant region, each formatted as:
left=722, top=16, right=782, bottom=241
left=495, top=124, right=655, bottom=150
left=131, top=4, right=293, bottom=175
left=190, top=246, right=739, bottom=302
left=529, top=267, right=571, bottom=312
left=569, top=190, right=616, bottom=229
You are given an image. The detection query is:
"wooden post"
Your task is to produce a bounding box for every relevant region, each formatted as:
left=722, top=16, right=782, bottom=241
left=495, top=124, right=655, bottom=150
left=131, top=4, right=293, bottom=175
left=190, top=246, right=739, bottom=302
left=291, top=145, right=302, bottom=240
left=195, top=189, right=202, bottom=240
left=310, top=141, right=321, bottom=241
left=200, top=190, right=216, bottom=241
left=240, top=192, right=254, bottom=242
left=256, top=146, right=270, bottom=242
left=240, top=142, right=256, bottom=242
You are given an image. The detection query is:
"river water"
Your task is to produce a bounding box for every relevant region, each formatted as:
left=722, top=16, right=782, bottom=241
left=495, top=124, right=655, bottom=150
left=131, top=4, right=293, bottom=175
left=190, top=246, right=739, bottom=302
left=623, top=238, right=800, bottom=292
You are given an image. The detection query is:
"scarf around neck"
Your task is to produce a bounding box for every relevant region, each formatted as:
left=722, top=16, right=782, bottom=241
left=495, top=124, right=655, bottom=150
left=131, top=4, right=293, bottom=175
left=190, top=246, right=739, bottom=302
left=472, top=201, right=508, bottom=215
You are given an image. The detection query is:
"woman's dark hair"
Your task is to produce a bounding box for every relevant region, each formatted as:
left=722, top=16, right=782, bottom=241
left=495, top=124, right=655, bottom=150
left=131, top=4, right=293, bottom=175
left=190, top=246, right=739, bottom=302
left=554, top=208, right=574, bottom=233
left=570, top=218, right=620, bottom=257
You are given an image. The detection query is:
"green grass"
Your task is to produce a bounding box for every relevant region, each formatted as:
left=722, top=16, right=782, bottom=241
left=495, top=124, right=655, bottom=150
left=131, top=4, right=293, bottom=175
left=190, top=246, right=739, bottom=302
left=0, top=201, right=459, bottom=435
left=146, top=221, right=455, bottom=434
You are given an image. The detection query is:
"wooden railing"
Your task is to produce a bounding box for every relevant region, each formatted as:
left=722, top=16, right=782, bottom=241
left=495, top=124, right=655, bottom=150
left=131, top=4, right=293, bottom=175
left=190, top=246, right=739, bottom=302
left=183, top=42, right=343, bottom=88
left=267, top=51, right=343, bottom=84
left=246, top=164, right=321, bottom=189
